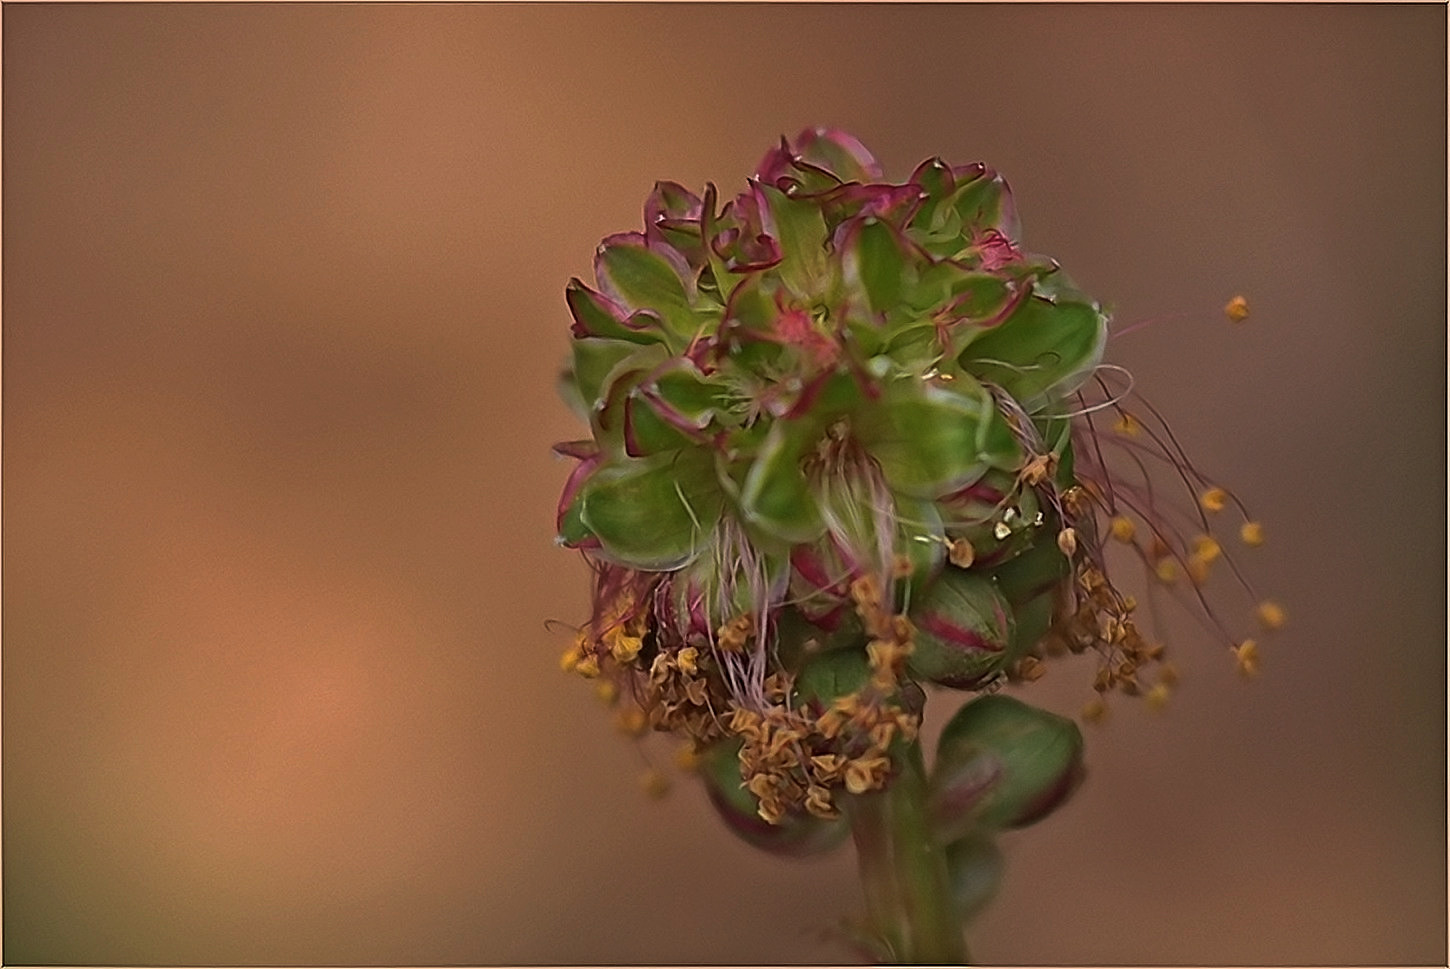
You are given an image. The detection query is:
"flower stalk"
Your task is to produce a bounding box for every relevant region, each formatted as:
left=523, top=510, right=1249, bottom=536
left=848, top=740, right=968, bottom=965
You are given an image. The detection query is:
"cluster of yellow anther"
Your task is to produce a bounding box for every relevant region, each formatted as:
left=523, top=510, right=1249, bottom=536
left=560, top=588, right=650, bottom=676
left=731, top=685, right=919, bottom=824
left=1053, top=565, right=1174, bottom=704
left=728, top=574, right=921, bottom=824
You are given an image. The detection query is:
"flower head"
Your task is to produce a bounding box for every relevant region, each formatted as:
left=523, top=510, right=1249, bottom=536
left=555, top=128, right=1274, bottom=832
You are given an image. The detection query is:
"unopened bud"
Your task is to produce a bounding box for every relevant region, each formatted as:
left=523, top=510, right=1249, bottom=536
left=929, top=694, right=1085, bottom=839
left=906, top=569, right=1016, bottom=690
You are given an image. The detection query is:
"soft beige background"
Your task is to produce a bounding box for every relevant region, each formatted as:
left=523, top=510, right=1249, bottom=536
left=4, top=4, right=1444, bottom=965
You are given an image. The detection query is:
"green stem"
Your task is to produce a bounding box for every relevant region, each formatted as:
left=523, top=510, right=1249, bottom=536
left=847, top=740, right=969, bottom=965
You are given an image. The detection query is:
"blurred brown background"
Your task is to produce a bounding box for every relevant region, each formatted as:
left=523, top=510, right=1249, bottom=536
left=3, top=3, right=1444, bottom=965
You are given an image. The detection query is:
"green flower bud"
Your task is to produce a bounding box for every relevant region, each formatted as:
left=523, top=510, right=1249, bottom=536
left=906, top=569, right=1017, bottom=690
left=929, top=694, right=1084, bottom=840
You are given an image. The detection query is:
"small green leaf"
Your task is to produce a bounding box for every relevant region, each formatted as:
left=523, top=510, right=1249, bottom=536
left=950, top=171, right=1018, bottom=239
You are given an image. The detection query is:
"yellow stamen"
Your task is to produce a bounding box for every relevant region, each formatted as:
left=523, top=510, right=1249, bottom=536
left=1145, top=682, right=1171, bottom=710
left=573, top=653, right=601, bottom=678
left=676, top=646, right=699, bottom=675
left=1082, top=697, right=1108, bottom=724
left=593, top=680, right=619, bottom=705
left=609, top=632, right=643, bottom=663
left=948, top=537, right=975, bottom=568
left=1154, top=558, right=1179, bottom=584
left=1240, top=520, right=1265, bottom=546
left=640, top=769, right=670, bottom=799
left=674, top=743, right=701, bottom=772
left=614, top=707, right=648, bottom=737
left=1192, top=534, right=1222, bottom=563
left=1200, top=487, right=1228, bottom=513
left=1057, top=527, right=1078, bottom=557
left=1112, top=413, right=1141, bottom=437
left=1224, top=295, right=1250, bottom=323
left=1256, top=600, right=1286, bottom=630
left=1232, top=639, right=1260, bottom=678
left=1186, top=556, right=1211, bottom=585
left=1110, top=516, right=1136, bottom=543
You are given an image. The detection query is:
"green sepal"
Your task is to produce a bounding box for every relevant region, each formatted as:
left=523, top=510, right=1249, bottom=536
left=594, top=237, right=697, bottom=340
left=892, top=493, right=947, bottom=604
left=570, top=338, right=643, bottom=412
left=989, top=527, right=1071, bottom=607
left=794, top=646, right=873, bottom=709
left=950, top=171, right=1016, bottom=240
left=958, top=294, right=1106, bottom=408
left=577, top=449, right=723, bottom=570
left=739, top=418, right=826, bottom=544
left=758, top=182, right=828, bottom=298
left=556, top=492, right=594, bottom=548
left=844, top=218, right=911, bottom=317
left=565, top=278, right=668, bottom=346
left=853, top=376, right=1018, bottom=499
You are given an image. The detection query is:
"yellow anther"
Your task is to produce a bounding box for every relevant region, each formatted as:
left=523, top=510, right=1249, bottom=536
left=1232, top=639, right=1260, bottom=678
left=674, top=743, right=702, bottom=772
left=614, top=707, right=648, bottom=737
left=843, top=755, right=890, bottom=795
left=1154, top=558, right=1179, bottom=584
left=559, top=643, right=583, bottom=674
left=1145, top=682, right=1171, bottom=710
left=1200, top=487, right=1228, bottom=513
left=1112, top=413, right=1141, bottom=436
left=1186, top=556, right=1211, bottom=586
left=1110, top=516, right=1136, bottom=543
left=1192, top=534, right=1222, bottom=564
left=1240, top=520, right=1265, bottom=547
left=640, top=768, right=671, bottom=800
left=573, top=653, right=601, bottom=678
left=1224, top=295, right=1250, bottom=323
left=609, top=633, right=643, bottom=663
left=1057, top=527, right=1078, bottom=557
left=593, top=680, right=619, bottom=705
left=676, top=646, right=699, bottom=675
left=948, top=537, right=975, bottom=568
left=1081, top=697, right=1108, bottom=724
left=1256, top=600, right=1287, bottom=630
left=1158, top=662, right=1180, bottom=687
